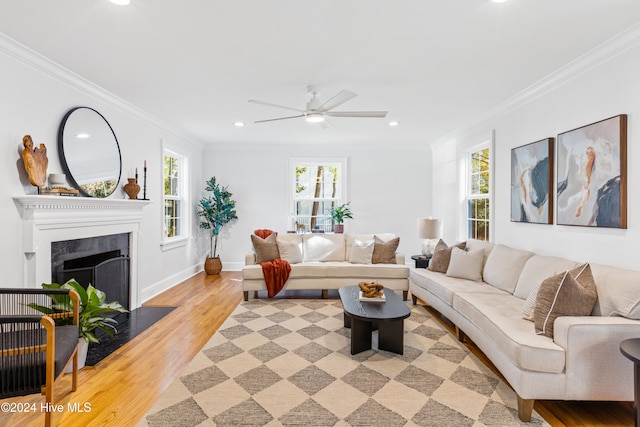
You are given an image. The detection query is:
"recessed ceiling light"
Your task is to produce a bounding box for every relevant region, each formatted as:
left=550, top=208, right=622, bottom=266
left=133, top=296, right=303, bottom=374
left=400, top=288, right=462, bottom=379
left=388, top=121, right=400, bottom=127
left=110, top=0, right=130, bottom=5
left=234, top=121, right=245, bottom=127
left=490, top=0, right=509, bottom=3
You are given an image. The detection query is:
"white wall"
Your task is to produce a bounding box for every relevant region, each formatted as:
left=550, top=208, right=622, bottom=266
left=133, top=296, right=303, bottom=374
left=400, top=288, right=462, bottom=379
left=431, top=38, right=640, bottom=270
left=1, top=39, right=204, bottom=302
left=202, top=144, right=433, bottom=269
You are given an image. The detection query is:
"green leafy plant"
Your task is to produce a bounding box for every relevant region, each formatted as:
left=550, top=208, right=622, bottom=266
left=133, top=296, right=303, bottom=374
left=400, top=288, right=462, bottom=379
left=330, top=202, right=353, bottom=224
left=29, top=279, right=129, bottom=344
left=197, top=176, right=238, bottom=258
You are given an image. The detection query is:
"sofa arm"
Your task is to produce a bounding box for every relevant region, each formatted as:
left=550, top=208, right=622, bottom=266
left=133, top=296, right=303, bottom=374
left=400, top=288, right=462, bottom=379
left=553, top=316, right=639, bottom=400
left=245, top=252, right=256, bottom=265
left=395, top=253, right=405, bottom=265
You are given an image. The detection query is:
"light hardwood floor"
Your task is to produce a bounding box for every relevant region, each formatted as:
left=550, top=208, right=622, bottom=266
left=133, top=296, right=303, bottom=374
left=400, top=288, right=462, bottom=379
left=0, top=271, right=633, bottom=426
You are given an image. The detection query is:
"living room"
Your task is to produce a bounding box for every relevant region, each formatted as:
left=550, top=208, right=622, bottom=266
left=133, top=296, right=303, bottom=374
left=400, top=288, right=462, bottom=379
left=2, top=1, right=640, bottom=426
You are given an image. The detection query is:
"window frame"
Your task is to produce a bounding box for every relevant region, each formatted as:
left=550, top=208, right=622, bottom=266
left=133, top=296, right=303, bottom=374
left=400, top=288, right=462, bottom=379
left=465, top=142, right=492, bottom=242
left=288, top=157, right=348, bottom=233
left=161, top=148, right=189, bottom=250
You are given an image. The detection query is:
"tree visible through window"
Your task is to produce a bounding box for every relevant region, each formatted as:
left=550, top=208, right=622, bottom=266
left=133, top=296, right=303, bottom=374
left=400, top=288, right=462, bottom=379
left=163, top=152, right=184, bottom=239
left=292, top=160, right=345, bottom=233
left=467, top=146, right=490, bottom=241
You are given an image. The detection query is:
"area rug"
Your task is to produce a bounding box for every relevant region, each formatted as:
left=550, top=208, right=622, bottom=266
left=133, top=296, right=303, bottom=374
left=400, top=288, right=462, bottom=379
left=137, top=299, right=549, bottom=427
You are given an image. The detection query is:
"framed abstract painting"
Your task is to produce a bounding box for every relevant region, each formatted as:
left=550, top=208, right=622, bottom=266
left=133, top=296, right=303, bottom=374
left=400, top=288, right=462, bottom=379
left=511, top=138, right=554, bottom=224
left=556, top=114, right=627, bottom=228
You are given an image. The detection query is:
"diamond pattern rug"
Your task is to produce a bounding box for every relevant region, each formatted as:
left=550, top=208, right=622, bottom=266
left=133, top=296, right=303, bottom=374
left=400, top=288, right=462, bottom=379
left=137, top=298, right=549, bottom=427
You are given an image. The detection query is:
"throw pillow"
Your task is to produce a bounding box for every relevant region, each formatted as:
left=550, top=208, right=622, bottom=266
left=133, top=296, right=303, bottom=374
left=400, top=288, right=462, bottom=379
left=446, top=247, right=484, bottom=281
left=427, top=239, right=466, bottom=273
left=521, top=281, right=542, bottom=321
left=371, top=236, right=399, bottom=264
left=251, top=233, right=280, bottom=263
left=349, top=239, right=375, bottom=264
left=533, top=263, right=598, bottom=338
left=277, top=238, right=303, bottom=264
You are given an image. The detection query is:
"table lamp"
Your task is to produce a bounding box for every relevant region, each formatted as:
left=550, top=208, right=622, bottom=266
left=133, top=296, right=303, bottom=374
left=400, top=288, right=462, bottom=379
left=417, top=218, right=442, bottom=256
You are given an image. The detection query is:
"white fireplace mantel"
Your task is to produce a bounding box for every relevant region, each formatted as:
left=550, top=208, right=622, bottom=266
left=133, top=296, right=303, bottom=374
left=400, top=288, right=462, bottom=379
left=13, top=195, right=151, bottom=308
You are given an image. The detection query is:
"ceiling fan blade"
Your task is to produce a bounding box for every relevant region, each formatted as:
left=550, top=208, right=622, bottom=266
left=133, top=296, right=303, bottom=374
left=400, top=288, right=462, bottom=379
left=248, top=99, right=304, bottom=113
left=254, top=114, right=305, bottom=123
left=324, top=111, right=388, bottom=118
left=315, top=90, right=357, bottom=113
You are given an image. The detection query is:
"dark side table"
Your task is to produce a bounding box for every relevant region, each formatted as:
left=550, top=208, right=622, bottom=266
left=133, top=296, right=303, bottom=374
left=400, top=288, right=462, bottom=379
left=411, top=255, right=431, bottom=268
left=620, top=338, right=640, bottom=427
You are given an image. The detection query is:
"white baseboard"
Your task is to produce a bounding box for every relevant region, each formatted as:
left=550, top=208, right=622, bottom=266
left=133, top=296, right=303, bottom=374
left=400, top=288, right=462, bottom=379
left=139, top=263, right=202, bottom=304
left=222, top=261, right=244, bottom=272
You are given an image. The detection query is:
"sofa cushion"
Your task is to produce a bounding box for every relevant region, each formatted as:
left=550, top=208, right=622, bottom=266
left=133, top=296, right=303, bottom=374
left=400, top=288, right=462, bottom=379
left=302, top=234, right=345, bottom=262
left=482, top=244, right=533, bottom=294
left=446, top=248, right=484, bottom=282
left=348, top=239, right=375, bottom=264
left=251, top=233, right=280, bottom=263
left=591, top=263, right=640, bottom=319
left=453, top=291, right=566, bottom=374
left=534, top=264, right=598, bottom=338
left=513, top=255, right=580, bottom=299
left=372, top=236, right=399, bottom=264
left=277, top=236, right=303, bottom=264
left=428, top=239, right=466, bottom=273
left=243, top=262, right=408, bottom=281
left=465, top=239, right=494, bottom=267
left=410, top=268, right=498, bottom=307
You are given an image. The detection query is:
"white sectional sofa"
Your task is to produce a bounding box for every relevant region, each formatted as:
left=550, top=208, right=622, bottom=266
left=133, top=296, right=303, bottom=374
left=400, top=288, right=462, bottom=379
left=409, top=238, right=640, bottom=422
left=242, top=233, right=409, bottom=301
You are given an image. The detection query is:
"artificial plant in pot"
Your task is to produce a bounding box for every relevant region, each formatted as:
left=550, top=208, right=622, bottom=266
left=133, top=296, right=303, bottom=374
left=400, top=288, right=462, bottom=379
left=29, top=279, right=128, bottom=370
left=330, top=202, right=353, bottom=233
left=197, top=176, right=238, bottom=275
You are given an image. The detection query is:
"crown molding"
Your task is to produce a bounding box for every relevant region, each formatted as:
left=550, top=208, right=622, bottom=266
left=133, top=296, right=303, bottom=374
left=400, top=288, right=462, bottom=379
left=430, top=21, right=640, bottom=149
left=0, top=32, right=203, bottom=148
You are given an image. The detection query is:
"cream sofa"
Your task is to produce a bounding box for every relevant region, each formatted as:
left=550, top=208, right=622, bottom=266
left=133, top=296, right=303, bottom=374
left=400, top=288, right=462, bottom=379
left=242, top=233, right=409, bottom=301
left=409, top=239, right=640, bottom=422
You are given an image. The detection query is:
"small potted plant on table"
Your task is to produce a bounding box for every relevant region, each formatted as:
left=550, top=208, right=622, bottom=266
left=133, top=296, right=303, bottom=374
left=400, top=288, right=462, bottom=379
left=331, top=202, right=353, bottom=233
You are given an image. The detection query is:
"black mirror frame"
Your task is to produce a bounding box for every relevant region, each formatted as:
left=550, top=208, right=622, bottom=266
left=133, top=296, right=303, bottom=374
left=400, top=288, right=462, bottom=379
left=57, top=106, right=122, bottom=198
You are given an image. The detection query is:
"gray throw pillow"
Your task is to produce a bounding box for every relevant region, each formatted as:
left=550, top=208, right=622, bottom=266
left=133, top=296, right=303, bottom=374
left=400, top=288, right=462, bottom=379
left=372, top=236, right=399, bottom=264
left=427, top=239, right=466, bottom=273
left=251, top=233, right=280, bottom=263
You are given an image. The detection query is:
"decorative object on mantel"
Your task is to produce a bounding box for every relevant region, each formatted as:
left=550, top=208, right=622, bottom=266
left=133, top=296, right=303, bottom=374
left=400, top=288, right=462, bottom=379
left=123, top=177, right=140, bottom=200
left=142, top=160, right=149, bottom=200
left=197, top=176, right=238, bottom=275
left=330, top=201, right=353, bottom=233
left=38, top=172, right=80, bottom=196
left=21, top=134, right=48, bottom=187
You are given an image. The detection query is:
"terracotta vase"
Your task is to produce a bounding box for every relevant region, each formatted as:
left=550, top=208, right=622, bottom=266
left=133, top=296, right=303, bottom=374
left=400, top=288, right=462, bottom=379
left=123, top=178, right=140, bottom=200
left=204, top=256, right=222, bottom=275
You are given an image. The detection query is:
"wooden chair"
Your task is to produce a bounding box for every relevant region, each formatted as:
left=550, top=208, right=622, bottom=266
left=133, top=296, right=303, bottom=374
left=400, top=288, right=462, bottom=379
left=0, top=289, right=80, bottom=427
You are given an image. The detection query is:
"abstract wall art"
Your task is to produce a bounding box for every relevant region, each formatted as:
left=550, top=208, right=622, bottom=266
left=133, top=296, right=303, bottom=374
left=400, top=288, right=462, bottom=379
left=511, top=138, right=554, bottom=224
left=556, top=114, right=627, bottom=228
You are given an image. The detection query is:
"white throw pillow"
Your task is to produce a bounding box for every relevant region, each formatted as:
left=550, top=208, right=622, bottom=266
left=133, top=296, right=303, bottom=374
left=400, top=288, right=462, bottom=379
left=348, top=239, right=375, bottom=264
left=277, top=238, right=303, bottom=264
left=521, top=281, right=542, bottom=321
left=445, top=247, right=484, bottom=282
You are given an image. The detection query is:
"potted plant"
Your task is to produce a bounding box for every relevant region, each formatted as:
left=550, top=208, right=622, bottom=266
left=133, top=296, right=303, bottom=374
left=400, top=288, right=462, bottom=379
left=330, top=202, right=353, bottom=233
left=197, top=176, right=238, bottom=275
left=29, top=279, right=128, bottom=370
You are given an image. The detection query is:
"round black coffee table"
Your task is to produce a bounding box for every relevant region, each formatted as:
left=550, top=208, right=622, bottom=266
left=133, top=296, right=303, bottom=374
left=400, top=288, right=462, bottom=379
left=339, top=285, right=411, bottom=355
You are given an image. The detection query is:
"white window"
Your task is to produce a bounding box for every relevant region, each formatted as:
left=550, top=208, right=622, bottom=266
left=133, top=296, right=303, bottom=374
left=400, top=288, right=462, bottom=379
left=290, top=158, right=347, bottom=233
left=466, top=145, right=491, bottom=241
left=163, top=150, right=188, bottom=243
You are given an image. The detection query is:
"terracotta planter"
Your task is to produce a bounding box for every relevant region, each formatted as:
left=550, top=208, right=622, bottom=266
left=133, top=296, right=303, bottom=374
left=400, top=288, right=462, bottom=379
left=204, top=256, right=222, bottom=275
left=334, top=224, right=344, bottom=234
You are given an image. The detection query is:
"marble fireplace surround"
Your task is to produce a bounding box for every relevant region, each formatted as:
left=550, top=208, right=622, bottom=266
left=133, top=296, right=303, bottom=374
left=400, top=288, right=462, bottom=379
left=13, top=195, right=150, bottom=309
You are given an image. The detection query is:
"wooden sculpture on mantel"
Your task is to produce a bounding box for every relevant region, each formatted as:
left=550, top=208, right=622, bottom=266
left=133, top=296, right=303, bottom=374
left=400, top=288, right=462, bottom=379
left=21, top=135, right=48, bottom=187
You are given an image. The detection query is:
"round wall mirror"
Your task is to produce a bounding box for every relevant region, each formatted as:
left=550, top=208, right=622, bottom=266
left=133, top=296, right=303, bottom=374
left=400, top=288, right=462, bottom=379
left=58, top=107, right=122, bottom=197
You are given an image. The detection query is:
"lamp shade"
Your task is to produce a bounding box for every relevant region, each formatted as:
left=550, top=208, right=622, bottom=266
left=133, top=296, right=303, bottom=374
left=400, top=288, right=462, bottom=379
left=417, top=218, right=442, bottom=240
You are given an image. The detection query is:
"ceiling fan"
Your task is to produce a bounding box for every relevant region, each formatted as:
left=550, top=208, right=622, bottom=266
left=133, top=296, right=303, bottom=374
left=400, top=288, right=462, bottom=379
left=248, top=87, right=388, bottom=124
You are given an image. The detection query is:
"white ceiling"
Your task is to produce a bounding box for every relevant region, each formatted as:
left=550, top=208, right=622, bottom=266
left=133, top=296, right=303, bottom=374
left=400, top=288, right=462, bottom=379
left=2, top=1, right=640, bottom=147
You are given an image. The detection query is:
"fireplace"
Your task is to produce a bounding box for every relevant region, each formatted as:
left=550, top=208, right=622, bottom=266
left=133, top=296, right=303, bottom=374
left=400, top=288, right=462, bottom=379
left=51, top=233, right=131, bottom=309
left=14, top=195, right=150, bottom=309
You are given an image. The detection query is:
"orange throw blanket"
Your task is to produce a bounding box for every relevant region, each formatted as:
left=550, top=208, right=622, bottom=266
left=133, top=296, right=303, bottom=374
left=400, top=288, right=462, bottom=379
left=254, top=229, right=290, bottom=298
left=261, top=258, right=291, bottom=298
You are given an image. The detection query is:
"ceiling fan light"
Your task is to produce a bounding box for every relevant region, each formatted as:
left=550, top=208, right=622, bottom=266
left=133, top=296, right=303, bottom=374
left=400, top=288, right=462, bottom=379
left=305, top=113, right=325, bottom=123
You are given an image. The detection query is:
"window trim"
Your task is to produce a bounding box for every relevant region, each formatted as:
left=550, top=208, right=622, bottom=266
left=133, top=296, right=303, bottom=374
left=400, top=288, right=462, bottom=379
left=288, top=157, right=348, bottom=233
left=464, top=139, right=493, bottom=242
left=161, top=148, right=189, bottom=250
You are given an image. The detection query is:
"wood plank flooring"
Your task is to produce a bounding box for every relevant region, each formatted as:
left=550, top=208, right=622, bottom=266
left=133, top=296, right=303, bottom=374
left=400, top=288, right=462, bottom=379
left=0, top=271, right=633, bottom=426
